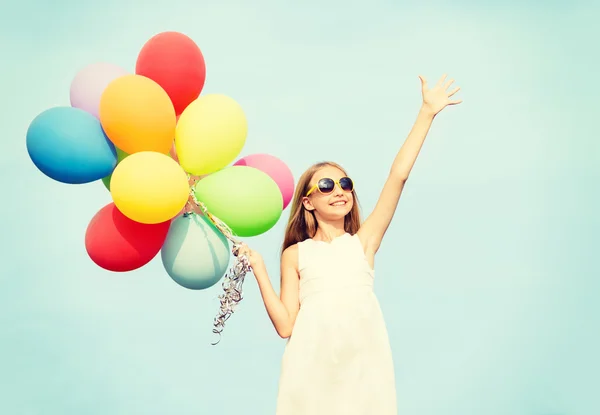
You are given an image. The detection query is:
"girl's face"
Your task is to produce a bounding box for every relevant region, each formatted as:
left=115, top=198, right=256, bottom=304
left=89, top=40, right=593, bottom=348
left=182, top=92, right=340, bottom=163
left=302, top=166, right=354, bottom=220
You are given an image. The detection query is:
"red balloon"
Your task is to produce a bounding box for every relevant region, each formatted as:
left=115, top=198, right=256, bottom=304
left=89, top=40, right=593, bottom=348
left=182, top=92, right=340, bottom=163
left=85, top=203, right=171, bottom=272
left=135, top=31, right=206, bottom=115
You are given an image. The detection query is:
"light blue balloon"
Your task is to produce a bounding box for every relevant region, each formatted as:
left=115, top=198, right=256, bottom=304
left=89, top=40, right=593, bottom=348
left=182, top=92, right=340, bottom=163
left=161, top=214, right=231, bottom=290
left=26, top=106, right=117, bottom=184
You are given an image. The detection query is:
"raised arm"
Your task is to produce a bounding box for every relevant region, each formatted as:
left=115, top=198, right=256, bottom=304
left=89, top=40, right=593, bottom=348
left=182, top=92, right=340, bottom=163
left=245, top=244, right=300, bottom=339
left=358, top=74, right=461, bottom=254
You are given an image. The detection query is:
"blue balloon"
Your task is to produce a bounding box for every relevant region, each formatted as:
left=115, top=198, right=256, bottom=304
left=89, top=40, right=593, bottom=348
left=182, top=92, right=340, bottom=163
left=26, top=106, right=117, bottom=184
left=161, top=214, right=230, bottom=290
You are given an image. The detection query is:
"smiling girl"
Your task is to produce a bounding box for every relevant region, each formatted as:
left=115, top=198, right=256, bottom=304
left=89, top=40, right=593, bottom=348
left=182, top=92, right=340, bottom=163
left=238, top=74, right=461, bottom=414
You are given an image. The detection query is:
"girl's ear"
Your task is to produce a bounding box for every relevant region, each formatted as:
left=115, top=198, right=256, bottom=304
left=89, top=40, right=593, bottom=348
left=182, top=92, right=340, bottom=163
left=302, top=196, right=315, bottom=211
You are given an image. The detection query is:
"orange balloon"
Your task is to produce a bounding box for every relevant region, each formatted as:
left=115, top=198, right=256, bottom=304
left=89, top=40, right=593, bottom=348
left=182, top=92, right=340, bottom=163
left=99, top=74, right=176, bottom=154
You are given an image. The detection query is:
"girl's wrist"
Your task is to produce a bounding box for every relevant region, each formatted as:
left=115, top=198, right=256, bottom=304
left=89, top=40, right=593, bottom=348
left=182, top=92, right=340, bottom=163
left=251, top=262, right=268, bottom=279
left=419, top=103, right=437, bottom=119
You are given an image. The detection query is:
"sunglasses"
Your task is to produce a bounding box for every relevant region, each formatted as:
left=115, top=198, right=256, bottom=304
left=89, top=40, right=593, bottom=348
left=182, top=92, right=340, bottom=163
left=306, top=177, right=354, bottom=196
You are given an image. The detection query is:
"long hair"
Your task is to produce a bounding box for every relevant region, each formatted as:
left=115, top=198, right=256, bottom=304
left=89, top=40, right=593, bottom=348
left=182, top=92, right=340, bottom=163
left=281, top=161, right=362, bottom=253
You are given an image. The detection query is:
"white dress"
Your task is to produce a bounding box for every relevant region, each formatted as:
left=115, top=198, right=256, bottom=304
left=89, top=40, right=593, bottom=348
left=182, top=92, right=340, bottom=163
left=275, top=233, right=397, bottom=415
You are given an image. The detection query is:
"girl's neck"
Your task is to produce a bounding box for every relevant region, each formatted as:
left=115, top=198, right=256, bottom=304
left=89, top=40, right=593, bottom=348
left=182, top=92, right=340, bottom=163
left=312, top=220, right=346, bottom=242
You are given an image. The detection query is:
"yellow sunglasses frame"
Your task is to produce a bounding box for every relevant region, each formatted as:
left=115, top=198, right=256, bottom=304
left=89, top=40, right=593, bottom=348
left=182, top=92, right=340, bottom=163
left=306, top=177, right=354, bottom=196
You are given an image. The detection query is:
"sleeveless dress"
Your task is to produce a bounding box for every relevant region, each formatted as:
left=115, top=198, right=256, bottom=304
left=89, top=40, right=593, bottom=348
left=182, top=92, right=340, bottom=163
left=275, top=233, right=397, bottom=415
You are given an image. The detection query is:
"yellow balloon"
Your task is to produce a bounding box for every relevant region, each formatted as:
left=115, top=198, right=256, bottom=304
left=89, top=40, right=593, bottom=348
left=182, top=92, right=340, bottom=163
left=110, top=152, right=189, bottom=224
left=175, top=94, right=247, bottom=175
left=99, top=74, right=176, bottom=155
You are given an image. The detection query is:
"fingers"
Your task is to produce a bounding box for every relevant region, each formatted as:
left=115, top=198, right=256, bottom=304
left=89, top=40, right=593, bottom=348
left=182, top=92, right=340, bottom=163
left=234, top=242, right=249, bottom=257
left=448, top=86, right=460, bottom=97
left=436, top=73, right=447, bottom=87
left=422, top=73, right=462, bottom=105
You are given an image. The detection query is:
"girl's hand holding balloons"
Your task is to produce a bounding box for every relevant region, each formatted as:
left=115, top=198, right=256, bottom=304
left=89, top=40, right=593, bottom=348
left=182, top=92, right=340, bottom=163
left=236, top=243, right=265, bottom=272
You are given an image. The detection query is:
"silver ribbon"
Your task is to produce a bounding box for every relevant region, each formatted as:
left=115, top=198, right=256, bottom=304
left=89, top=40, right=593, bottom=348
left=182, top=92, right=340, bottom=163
left=185, top=184, right=250, bottom=345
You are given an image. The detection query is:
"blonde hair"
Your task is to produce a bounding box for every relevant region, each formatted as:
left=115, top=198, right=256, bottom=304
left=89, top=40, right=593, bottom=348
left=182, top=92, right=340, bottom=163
left=281, top=161, right=362, bottom=253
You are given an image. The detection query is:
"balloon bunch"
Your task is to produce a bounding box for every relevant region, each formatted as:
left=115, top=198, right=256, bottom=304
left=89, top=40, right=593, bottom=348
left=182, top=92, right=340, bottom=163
left=26, top=31, right=295, bottom=342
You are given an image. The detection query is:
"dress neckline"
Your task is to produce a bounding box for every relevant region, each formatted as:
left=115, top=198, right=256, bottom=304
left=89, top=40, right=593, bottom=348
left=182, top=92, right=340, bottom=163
left=308, top=232, right=350, bottom=245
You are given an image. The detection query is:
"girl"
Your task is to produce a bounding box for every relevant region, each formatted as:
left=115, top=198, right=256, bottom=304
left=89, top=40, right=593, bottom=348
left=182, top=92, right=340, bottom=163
left=239, top=74, right=461, bottom=414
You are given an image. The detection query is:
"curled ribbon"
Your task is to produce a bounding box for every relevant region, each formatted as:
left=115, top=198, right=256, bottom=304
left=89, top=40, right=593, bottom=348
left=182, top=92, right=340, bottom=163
left=185, top=182, right=251, bottom=345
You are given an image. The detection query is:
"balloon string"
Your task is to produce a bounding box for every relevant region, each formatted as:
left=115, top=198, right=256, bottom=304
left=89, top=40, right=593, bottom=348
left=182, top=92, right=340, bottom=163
left=186, top=182, right=250, bottom=345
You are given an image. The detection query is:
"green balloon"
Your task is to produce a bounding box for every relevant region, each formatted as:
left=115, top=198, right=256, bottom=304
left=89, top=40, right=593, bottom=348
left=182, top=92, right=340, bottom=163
left=194, top=165, right=283, bottom=237
left=102, top=147, right=129, bottom=191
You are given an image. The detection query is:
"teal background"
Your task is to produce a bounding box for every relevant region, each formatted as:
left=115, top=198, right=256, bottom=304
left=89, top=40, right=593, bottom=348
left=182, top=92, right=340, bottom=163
left=1, top=1, right=598, bottom=414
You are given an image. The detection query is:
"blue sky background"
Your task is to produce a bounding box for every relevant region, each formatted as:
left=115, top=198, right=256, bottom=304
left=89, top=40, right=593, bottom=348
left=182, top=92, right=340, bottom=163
left=1, top=1, right=599, bottom=414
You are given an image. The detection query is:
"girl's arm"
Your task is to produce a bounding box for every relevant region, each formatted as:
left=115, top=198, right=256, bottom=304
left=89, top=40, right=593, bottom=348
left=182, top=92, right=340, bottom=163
left=248, top=244, right=300, bottom=338
left=357, top=74, right=461, bottom=254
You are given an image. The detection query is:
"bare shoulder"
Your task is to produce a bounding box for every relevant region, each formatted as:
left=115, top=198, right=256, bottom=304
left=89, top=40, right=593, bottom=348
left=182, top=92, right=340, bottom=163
left=281, top=244, right=299, bottom=270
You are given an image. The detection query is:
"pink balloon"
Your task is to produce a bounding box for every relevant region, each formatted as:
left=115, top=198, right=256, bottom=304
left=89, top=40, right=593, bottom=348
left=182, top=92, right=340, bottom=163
left=70, top=62, right=129, bottom=119
left=234, top=153, right=295, bottom=209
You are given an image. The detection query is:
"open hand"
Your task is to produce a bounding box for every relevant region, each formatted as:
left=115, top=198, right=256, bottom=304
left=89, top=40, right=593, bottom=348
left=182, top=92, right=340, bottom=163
left=419, top=74, right=462, bottom=116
